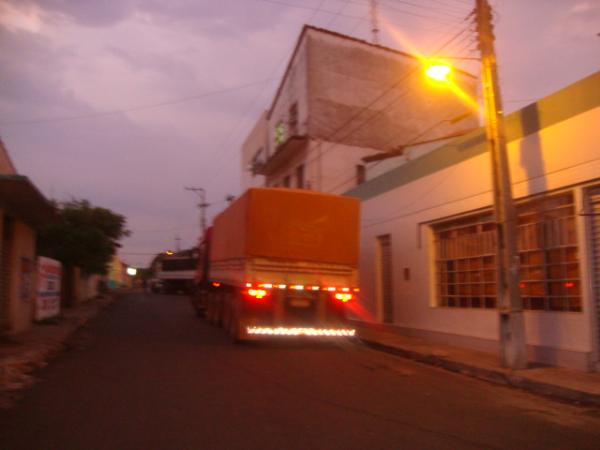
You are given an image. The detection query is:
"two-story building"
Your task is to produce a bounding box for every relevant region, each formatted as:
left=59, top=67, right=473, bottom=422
left=0, top=138, right=55, bottom=334
left=241, top=25, right=478, bottom=194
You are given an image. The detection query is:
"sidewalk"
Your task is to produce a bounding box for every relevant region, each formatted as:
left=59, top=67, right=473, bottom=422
left=0, top=292, right=120, bottom=408
left=354, top=321, right=600, bottom=407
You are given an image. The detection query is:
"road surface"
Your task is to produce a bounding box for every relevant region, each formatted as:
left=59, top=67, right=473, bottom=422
left=1, top=292, right=600, bottom=449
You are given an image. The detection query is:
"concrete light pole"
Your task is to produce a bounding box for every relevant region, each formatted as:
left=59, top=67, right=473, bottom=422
left=475, top=0, right=527, bottom=369
left=185, top=187, right=210, bottom=236
left=424, top=0, right=527, bottom=370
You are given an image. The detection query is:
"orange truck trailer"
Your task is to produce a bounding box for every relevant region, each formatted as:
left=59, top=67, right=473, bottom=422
left=192, top=188, right=360, bottom=341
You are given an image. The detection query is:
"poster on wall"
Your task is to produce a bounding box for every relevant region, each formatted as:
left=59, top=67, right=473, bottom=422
left=35, top=256, right=62, bottom=321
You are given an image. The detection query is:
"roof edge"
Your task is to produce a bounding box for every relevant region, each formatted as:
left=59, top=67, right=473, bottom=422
left=267, top=25, right=477, bottom=119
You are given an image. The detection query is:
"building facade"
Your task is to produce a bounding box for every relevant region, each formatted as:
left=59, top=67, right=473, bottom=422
left=347, top=71, right=600, bottom=371
left=0, top=138, right=55, bottom=334
left=242, top=26, right=478, bottom=194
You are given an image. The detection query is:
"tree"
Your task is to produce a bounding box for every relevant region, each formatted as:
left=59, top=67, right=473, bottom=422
left=38, top=199, right=130, bottom=275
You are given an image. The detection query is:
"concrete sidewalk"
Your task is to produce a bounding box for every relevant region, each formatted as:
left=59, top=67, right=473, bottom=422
left=355, top=321, right=600, bottom=407
left=0, top=292, right=120, bottom=408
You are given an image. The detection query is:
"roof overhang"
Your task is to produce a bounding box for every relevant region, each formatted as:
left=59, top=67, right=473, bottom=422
left=0, top=175, right=56, bottom=227
left=255, top=135, right=309, bottom=176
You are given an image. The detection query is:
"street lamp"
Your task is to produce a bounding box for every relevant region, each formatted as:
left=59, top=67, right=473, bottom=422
left=424, top=62, right=452, bottom=82
left=185, top=186, right=210, bottom=235
left=423, top=0, right=527, bottom=371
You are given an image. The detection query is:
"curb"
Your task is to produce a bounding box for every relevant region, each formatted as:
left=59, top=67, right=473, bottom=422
left=360, top=338, right=600, bottom=408
left=0, top=292, right=119, bottom=408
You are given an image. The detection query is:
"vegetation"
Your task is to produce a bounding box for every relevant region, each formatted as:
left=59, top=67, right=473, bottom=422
left=38, top=199, right=130, bottom=275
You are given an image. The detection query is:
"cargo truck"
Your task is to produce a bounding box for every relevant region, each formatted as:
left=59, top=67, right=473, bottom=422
left=192, top=188, right=360, bottom=341
left=156, top=250, right=198, bottom=294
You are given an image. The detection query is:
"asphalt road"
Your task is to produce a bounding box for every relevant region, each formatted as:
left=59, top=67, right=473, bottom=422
left=1, top=292, right=600, bottom=450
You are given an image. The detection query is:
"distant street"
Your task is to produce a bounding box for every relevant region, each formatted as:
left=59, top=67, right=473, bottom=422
left=1, top=292, right=600, bottom=450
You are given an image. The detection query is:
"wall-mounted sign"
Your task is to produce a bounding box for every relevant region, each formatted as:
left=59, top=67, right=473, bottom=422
left=274, top=122, right=285, bottom=146
left=35, top=256, right=61, bottom=321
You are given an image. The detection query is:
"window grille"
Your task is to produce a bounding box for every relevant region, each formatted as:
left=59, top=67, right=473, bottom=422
left=434, top=193, right=581, bottom=312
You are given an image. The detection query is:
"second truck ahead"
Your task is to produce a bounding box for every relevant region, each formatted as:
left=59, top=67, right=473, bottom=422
left=191, top=187, right=360, bottom=341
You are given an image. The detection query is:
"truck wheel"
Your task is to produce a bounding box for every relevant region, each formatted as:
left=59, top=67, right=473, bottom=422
left=230, top=316, right=243, bottom=343
left=230, top=309, right=248, bottom=343
left=222, top=300, right=232, bottom=333
left=217, top=299, right=225, bottom=328
left=206, top=293, right=217, bottom=324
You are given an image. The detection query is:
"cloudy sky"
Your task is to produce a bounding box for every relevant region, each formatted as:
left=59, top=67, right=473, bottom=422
left=1, top=0, right=598, bottom=268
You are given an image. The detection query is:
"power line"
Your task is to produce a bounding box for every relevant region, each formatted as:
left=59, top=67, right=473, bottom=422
left=256, top=0, right=464, bottom=31
left=380, top=0, right=466, bottom=21
left=207, top=6, right=474, bottom=193
left=325, top=110, right=473, bottom=193
left=310, top=13, right=475, bottom=153
left=326, top=0, right=352, bottom=28
left=203, top=0, right=330, bottom=188
left=293, top=13, right=476, bottom=190
left=0, top=78, right=278, bottom=126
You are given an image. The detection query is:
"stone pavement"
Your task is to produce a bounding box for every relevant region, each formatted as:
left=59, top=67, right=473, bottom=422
left=0, top=292, right=120, bottom=408
left=354, top=321, right=600, bottom=407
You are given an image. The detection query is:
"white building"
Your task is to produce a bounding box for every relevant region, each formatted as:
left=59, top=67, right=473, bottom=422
left=347, top=71, right=600, bottom=371
left=241, top=25, right=477, bottom=194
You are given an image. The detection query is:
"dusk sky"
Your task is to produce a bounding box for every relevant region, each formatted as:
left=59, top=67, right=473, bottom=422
left=1, top=0, right=598, bottom=268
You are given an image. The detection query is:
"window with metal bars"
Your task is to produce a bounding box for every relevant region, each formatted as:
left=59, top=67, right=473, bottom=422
left=433, top=192, right=581, bottom=312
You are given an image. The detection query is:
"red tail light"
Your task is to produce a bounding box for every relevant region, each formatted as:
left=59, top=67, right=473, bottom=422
left=245, top=288, right=269, bottom=300
left=334, top=292, right=353, bottom=303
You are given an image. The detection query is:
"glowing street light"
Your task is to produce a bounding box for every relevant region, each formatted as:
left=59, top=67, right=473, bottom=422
left=165, top=250, right=174, bottom=256
left=126, top=267, right=137, bottom=276
left=424, top=62, right=452, bottom=82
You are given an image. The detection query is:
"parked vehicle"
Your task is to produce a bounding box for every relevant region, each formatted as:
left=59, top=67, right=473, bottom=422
left=149, top=278, right=164, bottom=293
left=156, top=251, right=197, bottom=294
left=191, top=188, right=360, bottom=341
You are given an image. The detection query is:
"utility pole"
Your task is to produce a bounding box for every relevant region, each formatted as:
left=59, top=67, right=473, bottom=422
left=175, top=233, right=181, bottom=252
left=369, top=0, right=380, bottom=45
left=184, top=187, right=210, bottom=235
left=475, top=0, right=527, bottom=369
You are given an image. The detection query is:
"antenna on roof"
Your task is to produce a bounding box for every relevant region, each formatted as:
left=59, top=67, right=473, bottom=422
left=370, top=0, right=380, bottom=45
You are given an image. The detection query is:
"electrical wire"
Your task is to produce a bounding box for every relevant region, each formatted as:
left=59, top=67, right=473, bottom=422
left=203, top=0, right=330, bottom=186
left=210, top=6, right=476, bottom=192
left=0, top=78, right=278, bottom=126
left=204, top=2, right=469, bottom=186
left=256, top=0, right=466, bottom=32
left=325, top=0, right=352, bottom=28
left=380, top=0, right=467, bottom=20
left=289, top=12, right=477, bottom=191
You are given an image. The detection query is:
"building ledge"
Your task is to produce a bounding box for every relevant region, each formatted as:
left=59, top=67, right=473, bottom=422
left=255, top=135, right=308, bottom=176
left=0, top=175, right=55, bottom=227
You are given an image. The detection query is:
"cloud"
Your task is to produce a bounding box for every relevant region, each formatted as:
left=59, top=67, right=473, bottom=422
left=4, top=0, right=597, bottom=266
left=26, top=0, right=137, bottom=27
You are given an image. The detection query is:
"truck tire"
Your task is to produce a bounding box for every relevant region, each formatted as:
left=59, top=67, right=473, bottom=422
left=230, top=314, right=243, bottom=343
left=222, top=297, right=233, bottom=334
left=206, top=292, right=217, bottom=325
left=229, top=292, right=248, bottom=343
left=215, top=292, right=225, bottom=328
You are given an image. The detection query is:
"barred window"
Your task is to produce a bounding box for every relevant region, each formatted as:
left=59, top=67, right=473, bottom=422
left=434, top=193, right=581, bottom=312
